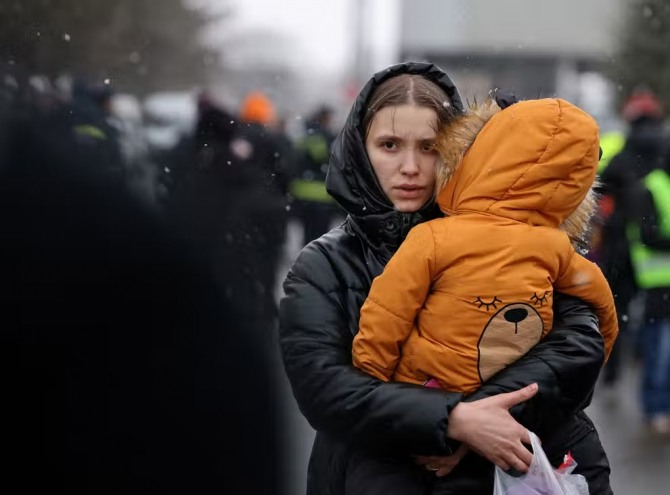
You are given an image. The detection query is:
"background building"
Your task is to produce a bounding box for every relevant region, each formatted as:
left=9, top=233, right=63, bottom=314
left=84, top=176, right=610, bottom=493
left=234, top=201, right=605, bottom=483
left=399, top=0, right=626, bottom=126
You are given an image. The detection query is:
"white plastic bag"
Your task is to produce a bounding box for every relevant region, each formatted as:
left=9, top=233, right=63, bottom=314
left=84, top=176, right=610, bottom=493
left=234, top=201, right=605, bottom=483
left=493, top=432, right=589, bottom=495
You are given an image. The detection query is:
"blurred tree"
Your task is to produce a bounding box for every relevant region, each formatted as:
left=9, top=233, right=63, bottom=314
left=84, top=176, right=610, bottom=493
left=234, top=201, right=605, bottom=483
left=0, top=0, right=226, bottom=95
left=613, top=0, right=670, bottom=109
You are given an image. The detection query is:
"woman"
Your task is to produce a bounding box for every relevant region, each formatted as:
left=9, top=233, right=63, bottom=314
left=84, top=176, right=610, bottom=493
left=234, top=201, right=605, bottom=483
left=279, top=62, right=611, bottom=494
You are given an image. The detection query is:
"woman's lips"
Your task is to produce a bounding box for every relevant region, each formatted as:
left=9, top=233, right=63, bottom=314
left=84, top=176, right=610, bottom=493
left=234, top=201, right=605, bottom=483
left=395, top=186, right=425, bottom=199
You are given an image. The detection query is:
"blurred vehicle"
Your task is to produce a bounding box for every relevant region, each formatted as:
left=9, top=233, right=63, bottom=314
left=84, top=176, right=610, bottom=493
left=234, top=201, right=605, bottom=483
left=142, top=91, right=198, bottom=208
left=110, top=93, right=163, bottom=206
left=143, top=91, right=197, bottom=152
left=110, top=93, right=148, bottom=164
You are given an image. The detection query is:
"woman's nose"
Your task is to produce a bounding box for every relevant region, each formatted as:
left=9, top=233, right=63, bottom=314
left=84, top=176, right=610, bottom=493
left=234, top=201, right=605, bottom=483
left=399, top=149, right=420, bottom=175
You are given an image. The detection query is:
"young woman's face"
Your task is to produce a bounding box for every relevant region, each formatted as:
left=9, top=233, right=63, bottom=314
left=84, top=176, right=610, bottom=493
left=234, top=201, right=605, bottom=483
left=365, top=104, right=439, bottom=212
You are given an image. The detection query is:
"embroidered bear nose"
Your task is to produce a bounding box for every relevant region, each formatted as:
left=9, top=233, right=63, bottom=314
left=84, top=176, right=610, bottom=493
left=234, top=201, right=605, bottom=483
left=504, top=308, right=528, bottom=324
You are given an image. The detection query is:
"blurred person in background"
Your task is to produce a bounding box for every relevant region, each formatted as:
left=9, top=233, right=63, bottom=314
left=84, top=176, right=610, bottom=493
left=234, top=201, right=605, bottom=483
left=56, top=79, right=125, bottom=187
left=598, top=89, right=666, bottom=387
left=596, top=130, right=625, bottom=176
left=279, top=62, right=612, bottom=495
left=166, top=90, right=238, bottom=259
left=273, top=114, right=299, bottom=185
left=627, top=142, right=670, bottom=436
left=168, top=90, right=288, bottom=337
left=290, top=104, right=340, bottom=246
left=235, top=90, right=290, bottom=326
left=0, top=81, right=282, bottom=494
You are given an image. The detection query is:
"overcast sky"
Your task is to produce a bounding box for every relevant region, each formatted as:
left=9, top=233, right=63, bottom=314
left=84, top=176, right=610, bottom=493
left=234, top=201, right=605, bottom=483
left=213, top=0, right=400, bottom=75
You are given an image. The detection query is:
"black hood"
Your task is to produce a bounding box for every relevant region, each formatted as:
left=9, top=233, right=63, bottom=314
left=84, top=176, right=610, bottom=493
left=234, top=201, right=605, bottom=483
left=325, top=62, right=463, bottom=256
left=326, top=62, right=463, bottom=216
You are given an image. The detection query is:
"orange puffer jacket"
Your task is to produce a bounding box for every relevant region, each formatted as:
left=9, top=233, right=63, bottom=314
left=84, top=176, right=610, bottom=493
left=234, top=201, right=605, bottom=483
left=353, top=98, right=618, bottom=393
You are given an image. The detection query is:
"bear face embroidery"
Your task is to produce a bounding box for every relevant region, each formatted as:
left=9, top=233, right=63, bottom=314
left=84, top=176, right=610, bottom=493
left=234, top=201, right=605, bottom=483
left=476, top=303, right=544, bottom=382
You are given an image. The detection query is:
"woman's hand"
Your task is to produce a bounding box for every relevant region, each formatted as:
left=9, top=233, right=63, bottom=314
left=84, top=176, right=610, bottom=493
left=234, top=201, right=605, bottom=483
left=447, top=383, right=538, bottom=473
left=415, top=444, right=469, bottom=477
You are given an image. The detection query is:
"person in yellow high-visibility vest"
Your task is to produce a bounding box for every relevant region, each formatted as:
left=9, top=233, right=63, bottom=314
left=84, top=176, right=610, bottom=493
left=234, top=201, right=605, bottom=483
left=627, top=161, right=670, bottom=435
left=596, top=90, right=665, bottom=388
left=588, top=129, right=624, bottom=259
left=291, top=105, right=340, bottom=246
left=597, top=131, right=625, bottom=175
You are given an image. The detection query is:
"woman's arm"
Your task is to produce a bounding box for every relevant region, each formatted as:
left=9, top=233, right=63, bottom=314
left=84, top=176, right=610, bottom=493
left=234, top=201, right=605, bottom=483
left=279, top=259, right=462, bottom=456
left=461, top=293, right=605, bottom=438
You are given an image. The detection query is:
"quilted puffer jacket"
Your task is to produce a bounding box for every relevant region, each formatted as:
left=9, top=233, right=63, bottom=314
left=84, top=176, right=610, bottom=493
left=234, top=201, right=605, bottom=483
left=353, top=99, right=618, bottom=394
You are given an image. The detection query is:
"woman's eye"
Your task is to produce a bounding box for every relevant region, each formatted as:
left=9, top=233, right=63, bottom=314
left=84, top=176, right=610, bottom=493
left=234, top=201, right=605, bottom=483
left=420, top=143, right=435, bottom=152
left=381, top=141, right=397, bottom=151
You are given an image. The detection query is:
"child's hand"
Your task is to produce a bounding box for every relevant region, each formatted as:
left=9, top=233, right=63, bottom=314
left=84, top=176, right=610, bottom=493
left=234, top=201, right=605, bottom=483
left=415, top=444, right=469, bottom=477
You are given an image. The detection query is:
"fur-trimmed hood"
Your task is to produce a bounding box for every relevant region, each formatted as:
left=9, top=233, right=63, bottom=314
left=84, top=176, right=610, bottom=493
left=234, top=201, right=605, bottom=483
left=435, top=98, right=600, bottom=244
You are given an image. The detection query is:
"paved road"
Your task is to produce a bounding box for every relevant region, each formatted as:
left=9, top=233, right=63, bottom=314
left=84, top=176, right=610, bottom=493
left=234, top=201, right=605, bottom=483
left=276, top=221, right=670, bottom=494
left=587, top=360, right=670, bottom=494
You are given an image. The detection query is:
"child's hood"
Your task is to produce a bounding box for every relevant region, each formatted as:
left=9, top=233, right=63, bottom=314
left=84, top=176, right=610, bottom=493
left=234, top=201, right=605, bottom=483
left=435, top=98, right=600, bottom=230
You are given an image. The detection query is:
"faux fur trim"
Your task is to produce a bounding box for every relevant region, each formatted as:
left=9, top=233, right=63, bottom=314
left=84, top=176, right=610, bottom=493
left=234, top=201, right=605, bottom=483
left=561, top=178, right=600, bottom=250
left=434, top=99, right=501, bottom=196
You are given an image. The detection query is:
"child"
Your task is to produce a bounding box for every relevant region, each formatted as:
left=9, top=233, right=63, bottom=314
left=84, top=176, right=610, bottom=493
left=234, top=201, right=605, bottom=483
left=353, top=97, right=617, bottom=399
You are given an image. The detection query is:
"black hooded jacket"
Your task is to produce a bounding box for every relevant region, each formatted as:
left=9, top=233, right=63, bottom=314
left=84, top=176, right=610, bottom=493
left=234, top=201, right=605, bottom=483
left=279, top=63, right=609, bottom=494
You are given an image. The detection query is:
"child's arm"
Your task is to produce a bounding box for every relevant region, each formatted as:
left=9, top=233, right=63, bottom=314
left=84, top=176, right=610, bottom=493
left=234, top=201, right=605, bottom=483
left=352, top=223, right=437, bottom=381
left=554, top=253, right=619, bottom=361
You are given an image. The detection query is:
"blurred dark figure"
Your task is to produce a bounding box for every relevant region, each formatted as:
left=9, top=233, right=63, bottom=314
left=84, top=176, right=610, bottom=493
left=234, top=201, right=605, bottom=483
left=627, top=141, right=670, bottom=436
left=291, top=105, right=339, bottom=246
left=0, top=92, right=282, bottom=494
left=598, top=90, right=665, bottom=386
left=55, top=79, right=125, bottom=186
left=167, top=91, right=239, bottom=266
left=273, top=115, right=299, bottom=181
left=234, top=91, right=290, bottom=325
left=168, top=91, right=288, bottom=336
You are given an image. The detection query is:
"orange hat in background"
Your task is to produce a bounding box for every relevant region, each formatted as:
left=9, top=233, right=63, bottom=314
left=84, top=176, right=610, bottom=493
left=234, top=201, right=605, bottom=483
left=240, top=92, right=276, bottom=125
left=621, top=90, right=663, bottom=122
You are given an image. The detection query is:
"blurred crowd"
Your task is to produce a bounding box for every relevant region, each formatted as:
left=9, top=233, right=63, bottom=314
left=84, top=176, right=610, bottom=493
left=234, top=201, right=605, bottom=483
left=2, top=72, right=345, bottom=338
left=163, top=90, right=343, bottom=334
left=0, top=70, right=349, bottom=492
left=0, top=73, right=289, bottom=492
